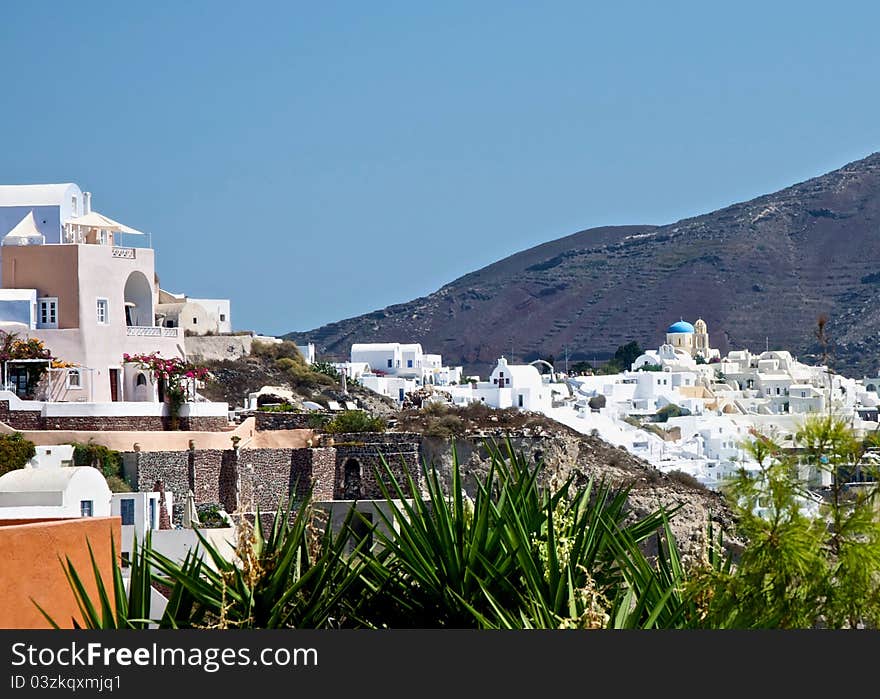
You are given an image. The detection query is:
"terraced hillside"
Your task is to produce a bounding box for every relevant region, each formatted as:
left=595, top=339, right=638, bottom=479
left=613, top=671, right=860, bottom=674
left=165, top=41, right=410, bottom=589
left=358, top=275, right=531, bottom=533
left=286, top=152, right=880, bottom=378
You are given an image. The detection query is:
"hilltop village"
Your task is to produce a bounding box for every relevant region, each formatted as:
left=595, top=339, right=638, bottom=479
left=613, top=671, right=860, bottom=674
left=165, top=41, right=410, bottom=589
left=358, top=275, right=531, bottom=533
left=333, top=318, right=880, bottom=495
left=0, top=182, right=876, bottom=626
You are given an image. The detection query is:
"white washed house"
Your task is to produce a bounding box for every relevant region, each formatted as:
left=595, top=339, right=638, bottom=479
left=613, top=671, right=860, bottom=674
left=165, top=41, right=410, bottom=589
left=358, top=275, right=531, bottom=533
left=0, top=466, right=111, bottom=519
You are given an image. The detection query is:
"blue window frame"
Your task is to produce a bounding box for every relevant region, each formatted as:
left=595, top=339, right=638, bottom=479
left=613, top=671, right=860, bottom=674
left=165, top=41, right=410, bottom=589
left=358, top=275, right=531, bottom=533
left=120, top=498, right=135, bottom=525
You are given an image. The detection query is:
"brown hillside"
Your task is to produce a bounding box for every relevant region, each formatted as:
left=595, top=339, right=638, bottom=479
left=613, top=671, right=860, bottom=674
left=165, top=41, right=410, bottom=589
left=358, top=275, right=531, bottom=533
left=286, top=152, right=880, bottom=377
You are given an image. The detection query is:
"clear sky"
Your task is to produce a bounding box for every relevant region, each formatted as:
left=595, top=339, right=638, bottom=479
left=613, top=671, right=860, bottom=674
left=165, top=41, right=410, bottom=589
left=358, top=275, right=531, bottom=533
left=2, top=2, right=879, bottom=336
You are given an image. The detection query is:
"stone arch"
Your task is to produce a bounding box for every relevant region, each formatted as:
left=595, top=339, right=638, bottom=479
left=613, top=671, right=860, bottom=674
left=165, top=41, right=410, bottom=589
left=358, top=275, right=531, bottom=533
left=124, top=271, right=153, bottom=327
left=343, top=458, right=363, bottom=499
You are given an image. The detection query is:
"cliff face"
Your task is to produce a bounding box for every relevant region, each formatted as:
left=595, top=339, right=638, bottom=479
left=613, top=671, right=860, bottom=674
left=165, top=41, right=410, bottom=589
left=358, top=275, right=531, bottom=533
left=287, top=152, right=880, bottom=377
left=419, top=432, right=738, bottom=566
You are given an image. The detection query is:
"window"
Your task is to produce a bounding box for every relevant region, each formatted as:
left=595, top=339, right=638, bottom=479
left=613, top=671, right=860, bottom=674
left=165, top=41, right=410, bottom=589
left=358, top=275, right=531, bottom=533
left=120, top=498, right=135, bottom=525
left=387, top=359, right=392, bottom=368
left=166, top=320, right=175, bottom=328
left=192, top=317, right=198, bottom=324
left=219, top=314, right=226, bottom=322
left=121, top=552, right=131, bottom=569
left=136, top=373, right=147, bottom=387
left=71, top=196, right=78, bottom=216
left=37, top=297, right=58, bottom=329
left=67, top=369, right=81, bottom=388
left=407, top=359, right=413, bottom=368
left=80, top=500, right=93, bottom=517
left=96, top=298, right=108, bottom=325
left=518, top=394, right=524, bottom=407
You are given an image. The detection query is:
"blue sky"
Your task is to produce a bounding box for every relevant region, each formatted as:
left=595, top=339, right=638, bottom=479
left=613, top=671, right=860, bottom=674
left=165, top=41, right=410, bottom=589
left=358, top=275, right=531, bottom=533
left=2, top=2, right=880, bottom=335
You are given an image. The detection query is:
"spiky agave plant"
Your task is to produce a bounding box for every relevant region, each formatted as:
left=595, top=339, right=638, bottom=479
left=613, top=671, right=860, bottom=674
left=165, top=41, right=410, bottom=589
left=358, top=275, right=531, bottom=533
left=355, top=438, right=692, bottom=628
left=146, top=492, right=368, bottom=628
left=34, top=535, right=157, bottom=629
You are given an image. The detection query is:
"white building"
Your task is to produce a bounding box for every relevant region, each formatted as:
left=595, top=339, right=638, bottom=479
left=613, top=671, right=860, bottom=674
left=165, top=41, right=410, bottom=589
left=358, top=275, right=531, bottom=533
left=350, top=342, right=463, bottom=402
left=0, top=465, right=111, bottom=519
left=0, top=183, right=85, bottom=252
left=446, top=357, right=555, bottom=412
left=26, top=444, right=75, bottom=469
left=156, top=290, right=233, bottom=336
left=112, top=490, right=172, bottom=542
left=359, top=373, right=419, bottom=403
left=296, top=343, right=315, bottom=364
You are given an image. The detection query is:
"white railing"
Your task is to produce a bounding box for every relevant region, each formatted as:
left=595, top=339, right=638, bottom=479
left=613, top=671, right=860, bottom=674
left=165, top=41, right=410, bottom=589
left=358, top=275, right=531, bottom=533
left=112, top=247, right=136, bottom=259
left=126, top=326, right=179, bottom=338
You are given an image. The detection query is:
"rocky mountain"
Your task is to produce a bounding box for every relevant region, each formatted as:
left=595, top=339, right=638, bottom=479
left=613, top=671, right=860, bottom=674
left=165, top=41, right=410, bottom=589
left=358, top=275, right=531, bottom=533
left=285, top=152, right=880, bottom=378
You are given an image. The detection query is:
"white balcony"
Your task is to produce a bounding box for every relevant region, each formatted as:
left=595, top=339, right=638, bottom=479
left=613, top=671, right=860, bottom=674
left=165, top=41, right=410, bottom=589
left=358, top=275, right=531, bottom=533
left=112, top=246, right=136, bottom=259
left=126, top=326, right=179, bottom=338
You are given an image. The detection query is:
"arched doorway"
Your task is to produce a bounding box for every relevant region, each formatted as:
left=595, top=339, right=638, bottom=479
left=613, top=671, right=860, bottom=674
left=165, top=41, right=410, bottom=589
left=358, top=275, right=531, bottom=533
left=124, top=271, right=153, bottom=327
left=134, top=372, right=150, bottom=401
left=343, top=458, right=363, bottom=499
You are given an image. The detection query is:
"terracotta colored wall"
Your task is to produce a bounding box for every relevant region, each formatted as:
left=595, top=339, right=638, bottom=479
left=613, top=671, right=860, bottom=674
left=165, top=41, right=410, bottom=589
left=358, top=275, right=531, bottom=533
left=2, top=245, right=80, bottom=328
left=0, top=517, right=120, bottom=629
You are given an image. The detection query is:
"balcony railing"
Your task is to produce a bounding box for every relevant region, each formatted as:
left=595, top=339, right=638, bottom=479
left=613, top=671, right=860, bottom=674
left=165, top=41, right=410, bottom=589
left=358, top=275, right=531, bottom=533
left=126, top=326, right=179, bottom=338
left=112, top=247, right=136, bottom=259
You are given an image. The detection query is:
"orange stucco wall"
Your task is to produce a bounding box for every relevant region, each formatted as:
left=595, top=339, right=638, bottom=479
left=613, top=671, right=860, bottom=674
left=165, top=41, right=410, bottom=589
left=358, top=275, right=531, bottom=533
left=0, top=517, right=120, bottom=629
left=2, top=245, right=80, bottom=329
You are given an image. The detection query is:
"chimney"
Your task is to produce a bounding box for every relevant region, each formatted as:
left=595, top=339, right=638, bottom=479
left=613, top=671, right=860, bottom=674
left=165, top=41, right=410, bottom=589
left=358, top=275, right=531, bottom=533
left=83, top=192, right=91, bottom=215
left=153, top=479, right=173, bottom=530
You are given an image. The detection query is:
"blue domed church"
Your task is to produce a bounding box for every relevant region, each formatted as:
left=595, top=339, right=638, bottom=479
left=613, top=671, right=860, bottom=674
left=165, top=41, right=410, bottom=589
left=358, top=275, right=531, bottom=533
left=665, top=318, right=717, bottom=360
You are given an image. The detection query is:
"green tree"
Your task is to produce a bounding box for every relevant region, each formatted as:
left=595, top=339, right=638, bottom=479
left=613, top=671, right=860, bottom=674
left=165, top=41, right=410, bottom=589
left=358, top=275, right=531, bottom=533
left=689, top=417, right=880, bottom=628
left=324, top=410, right=386, bottom=434
left=612, top=341, right=644, bottom=371
left=0, top=433, right=36, bottom=476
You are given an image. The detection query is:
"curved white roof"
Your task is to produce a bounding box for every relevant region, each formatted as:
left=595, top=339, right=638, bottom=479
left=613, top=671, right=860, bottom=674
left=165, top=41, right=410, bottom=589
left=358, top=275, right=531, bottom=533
left=491, top=359, right=543, bottom=387
left=0, top=466, right=89, bottom=493
left=351, top=343, right=400, bottom=352
left=0, top=183, right=79, bottom=207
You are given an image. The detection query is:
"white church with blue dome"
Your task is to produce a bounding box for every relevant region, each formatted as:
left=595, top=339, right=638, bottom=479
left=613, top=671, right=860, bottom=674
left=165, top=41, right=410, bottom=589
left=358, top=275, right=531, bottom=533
left=665, top=317, right=719, bottom=361
left=633, top=317, right=721, bottom=370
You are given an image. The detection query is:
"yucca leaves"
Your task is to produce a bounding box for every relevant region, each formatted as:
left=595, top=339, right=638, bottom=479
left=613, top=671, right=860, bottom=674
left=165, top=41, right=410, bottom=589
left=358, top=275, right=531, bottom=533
left=358, top=438, right=690, bottom=628
left=42, top=436, right=693, bottom=629
left=147, top=493, right=368, bottom=629
left=35, top=535, right=155, bottom=629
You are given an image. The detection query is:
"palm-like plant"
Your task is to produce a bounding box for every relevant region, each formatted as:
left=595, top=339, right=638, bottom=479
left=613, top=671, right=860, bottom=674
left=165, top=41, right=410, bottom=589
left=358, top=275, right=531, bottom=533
left=35, top=535, right=155, bottom=629
left=356, top=439, right=691, bottom=628
left=147, top=494, right=367, bottom=628
left=43, top=439, right=693, bottom=629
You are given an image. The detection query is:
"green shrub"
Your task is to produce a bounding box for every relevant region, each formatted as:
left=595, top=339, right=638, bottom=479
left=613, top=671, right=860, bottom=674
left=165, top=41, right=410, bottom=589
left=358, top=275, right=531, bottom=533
left=424, top=414, right=466, bottom=437
left=73, top=441, right=123, bottom=478
left=106, top=475, right=132, bottom=493
left=258, top=403, right=299, bottom=413
left=312, top=361, right=340, bottom=380
left=665, top=469, right=706, bottom=490
left=307, top=413, right=331, bottom=430
left=324, top=410, right=386, bottom=434
left=251, top=340, right=303, bottom=362
left=421, top=402, right=450, bottom=417
left=688, top=416, right=880, bottom=628
left=0, top=433, right=36, bottom=476
left=655, top=404, right=690, bottom=423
